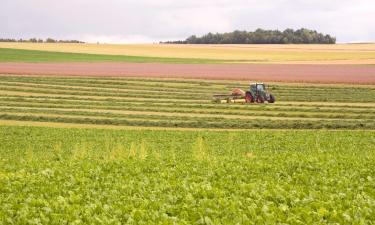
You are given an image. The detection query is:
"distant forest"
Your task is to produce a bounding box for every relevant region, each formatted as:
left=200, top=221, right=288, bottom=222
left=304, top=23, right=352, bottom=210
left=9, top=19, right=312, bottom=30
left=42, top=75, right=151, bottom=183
left=0, top=38, right=84, bottom=43
left=162, top=28, right=336, bottom=44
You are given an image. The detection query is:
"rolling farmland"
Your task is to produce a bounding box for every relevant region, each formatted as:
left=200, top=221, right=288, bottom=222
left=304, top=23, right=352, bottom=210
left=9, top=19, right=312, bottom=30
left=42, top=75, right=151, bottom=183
left=2, top=0, right=375, bottom=221
left=1, top=43, right=374, bottom=84
left=1, top=43, right=375, bottom=64
left=1, top=43, right=375, bottom=224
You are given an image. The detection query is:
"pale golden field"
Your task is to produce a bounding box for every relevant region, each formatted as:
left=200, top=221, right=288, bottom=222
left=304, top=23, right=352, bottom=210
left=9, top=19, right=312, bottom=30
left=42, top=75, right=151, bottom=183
left=1, top=42, right=375, bottom=64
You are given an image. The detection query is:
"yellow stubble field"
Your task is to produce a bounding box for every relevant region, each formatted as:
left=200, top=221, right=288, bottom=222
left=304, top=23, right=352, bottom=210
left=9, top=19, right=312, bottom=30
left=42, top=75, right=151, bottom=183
left=1, top=42, right=375, bottom=63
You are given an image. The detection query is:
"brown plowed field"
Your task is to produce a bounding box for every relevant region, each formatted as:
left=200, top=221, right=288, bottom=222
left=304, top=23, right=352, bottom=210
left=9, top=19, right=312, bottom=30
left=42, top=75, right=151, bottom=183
left=0, top=62, right=374, bottom=84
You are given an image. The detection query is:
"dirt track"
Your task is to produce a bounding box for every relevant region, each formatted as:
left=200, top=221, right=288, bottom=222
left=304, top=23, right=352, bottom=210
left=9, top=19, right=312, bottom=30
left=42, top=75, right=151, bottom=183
left=0, top=62, right=374, bottom=84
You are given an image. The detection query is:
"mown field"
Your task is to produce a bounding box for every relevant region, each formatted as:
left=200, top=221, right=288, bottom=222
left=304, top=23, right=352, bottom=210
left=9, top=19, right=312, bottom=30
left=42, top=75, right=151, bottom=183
left=0, top=75, right=375, bottom=129
left=1, top=126, right=374, bottom=224
left=1, top=43, right=375, bottom=63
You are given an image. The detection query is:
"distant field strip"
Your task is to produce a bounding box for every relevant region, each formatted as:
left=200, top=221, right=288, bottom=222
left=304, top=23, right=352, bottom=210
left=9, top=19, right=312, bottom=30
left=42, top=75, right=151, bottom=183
left=1, top=43, right=375, bottom=63
left=0, top=48, right=230, bottom=64
left=0, top=75, right=374, bottom=129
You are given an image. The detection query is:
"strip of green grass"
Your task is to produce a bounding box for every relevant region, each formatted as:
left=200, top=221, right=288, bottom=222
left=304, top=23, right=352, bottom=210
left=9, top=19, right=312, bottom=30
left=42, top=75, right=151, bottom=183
left=0, top=48, right=232, bottom=64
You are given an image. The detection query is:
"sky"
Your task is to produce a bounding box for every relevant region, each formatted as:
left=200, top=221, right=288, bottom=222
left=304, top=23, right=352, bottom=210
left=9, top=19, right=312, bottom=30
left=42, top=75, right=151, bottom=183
left=1, top=0, right=374, bottom=43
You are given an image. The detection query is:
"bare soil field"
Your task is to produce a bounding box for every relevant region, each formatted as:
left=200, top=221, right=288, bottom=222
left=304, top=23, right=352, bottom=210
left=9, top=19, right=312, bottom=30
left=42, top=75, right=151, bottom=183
left=1, top=62, right=375, bottom=84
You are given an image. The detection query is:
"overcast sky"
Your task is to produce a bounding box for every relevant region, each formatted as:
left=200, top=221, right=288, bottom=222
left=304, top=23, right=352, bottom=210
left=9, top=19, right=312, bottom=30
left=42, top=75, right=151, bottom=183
left=1, top=0, right=374, bottom=43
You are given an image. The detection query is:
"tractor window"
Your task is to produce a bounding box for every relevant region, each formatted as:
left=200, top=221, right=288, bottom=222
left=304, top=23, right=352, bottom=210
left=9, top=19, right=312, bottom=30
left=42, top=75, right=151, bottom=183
left=250, top=85, right=256, bottom=92
left=257, top=85, right=265, bottom=91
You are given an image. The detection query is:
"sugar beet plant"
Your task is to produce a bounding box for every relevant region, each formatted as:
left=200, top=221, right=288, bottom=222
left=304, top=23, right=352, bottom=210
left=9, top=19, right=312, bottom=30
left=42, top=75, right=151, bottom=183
left=1, top=126, right=374, bottom=224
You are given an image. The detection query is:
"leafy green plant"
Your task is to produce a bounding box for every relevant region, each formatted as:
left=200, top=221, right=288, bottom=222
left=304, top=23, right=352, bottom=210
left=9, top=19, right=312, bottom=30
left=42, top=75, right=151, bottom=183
left=0, top=126, right=374, bottom=224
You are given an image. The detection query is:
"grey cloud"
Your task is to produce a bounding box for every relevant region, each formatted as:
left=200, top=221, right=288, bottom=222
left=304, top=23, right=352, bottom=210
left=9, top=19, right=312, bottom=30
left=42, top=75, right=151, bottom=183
left=1, top=0, right=374, bottom=43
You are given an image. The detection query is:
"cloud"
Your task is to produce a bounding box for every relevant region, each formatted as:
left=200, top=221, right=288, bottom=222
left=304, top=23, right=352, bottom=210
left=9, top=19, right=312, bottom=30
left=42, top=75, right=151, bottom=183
left=81, top=34, right=159, bottom=44
left=0, top=0, right=374, bottom=43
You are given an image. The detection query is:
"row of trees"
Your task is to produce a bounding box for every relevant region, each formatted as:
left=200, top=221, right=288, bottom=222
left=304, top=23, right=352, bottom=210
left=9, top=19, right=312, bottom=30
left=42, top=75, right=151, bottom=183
left=163, top=28, right=336, bottom=44
left=0, top=38, right=84, bottom=43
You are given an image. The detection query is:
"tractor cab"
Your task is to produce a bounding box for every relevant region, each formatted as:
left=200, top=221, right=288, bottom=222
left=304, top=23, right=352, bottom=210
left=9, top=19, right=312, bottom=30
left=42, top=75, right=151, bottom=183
left=246, top=83, right=275, bottom=103
left=250, top=83, right=265, bottom=93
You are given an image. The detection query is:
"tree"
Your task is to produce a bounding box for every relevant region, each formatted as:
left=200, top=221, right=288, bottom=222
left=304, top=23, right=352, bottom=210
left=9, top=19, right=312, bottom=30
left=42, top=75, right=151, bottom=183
left=46, top=38, right=56, bottom=43
left=162, top=28, right=336, bottom=44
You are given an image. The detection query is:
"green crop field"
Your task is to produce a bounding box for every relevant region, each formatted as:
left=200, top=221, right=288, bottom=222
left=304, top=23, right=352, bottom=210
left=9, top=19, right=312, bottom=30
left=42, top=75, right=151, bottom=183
left=1, top=75, right=375, bottom=224
left=1, top=126, right=374, bottom=224
left=0, top=48, right=230, bottom=64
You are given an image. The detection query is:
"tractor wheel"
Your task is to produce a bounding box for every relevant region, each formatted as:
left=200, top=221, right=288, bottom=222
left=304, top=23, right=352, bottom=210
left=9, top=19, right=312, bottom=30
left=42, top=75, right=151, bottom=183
left=269, top=94, right=275, bottom=103
left=245, top=91, right=254, bottom=103
left=257, top=96, right=264, bottom=103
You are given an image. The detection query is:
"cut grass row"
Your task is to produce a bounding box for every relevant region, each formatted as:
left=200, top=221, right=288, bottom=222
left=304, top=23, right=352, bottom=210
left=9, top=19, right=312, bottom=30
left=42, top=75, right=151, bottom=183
left=2, top=105, right=374, bottom=122
left=2, top=94, right=375, bottom=108
left=1, top=92, right=375, bottom=113
left=4, top=75, right=374, bottom=94
left=1, top=80, right=373, bottom=97
left=1, top=101, right=375, bottom=120
left=1, top=81, right=374, bottom=103
left=2, top=75, right=374, bottom=90
left=1, top=113, right=372, bottom=129
left=1, top=76, right=374, bottom=102
left=2, top=98, right=375, bottom=116
left=1, top=85, right=370, bottom=107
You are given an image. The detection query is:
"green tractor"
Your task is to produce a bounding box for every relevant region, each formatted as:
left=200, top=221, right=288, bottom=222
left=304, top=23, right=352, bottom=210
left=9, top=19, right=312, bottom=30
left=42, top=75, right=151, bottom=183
left=212, top=82, right=275, bottom=104
left=245, top=83, right=275, bottom=103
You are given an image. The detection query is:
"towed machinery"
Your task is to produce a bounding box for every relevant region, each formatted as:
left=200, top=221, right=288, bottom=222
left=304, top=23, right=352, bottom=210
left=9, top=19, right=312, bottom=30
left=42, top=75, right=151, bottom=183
left=212, top=83, right=275, bottom=103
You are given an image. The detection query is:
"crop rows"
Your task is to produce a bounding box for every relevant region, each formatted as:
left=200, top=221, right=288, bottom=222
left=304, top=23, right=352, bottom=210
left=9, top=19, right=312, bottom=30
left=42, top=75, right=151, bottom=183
left=0, top=75, right=374, bottom=129
left=1, top=126, right=374, bottom=224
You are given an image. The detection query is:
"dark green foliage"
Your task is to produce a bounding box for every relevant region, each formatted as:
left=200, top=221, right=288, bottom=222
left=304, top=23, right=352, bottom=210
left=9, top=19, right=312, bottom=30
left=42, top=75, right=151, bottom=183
left=164, top=28, right=336, bottom=44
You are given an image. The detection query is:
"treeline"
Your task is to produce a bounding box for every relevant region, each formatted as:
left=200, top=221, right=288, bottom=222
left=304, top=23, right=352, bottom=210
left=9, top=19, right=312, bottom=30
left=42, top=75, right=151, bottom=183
left=0, top=38, right=84, bottom=43
left=162, top=28, right=336, bottom=44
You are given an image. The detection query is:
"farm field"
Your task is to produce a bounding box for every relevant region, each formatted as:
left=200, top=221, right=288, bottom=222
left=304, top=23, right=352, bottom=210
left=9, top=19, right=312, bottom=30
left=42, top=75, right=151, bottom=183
left=1, top=75, right=375, bottom=129
left=1, top=74, right=375, bottom=224
left=2, top=1, right=375, bottom=224
left=1, top=62, right=375, bottom=84
left=1, top=43, right=375, bottom=64
left=0, top=48, right=227, bottom=64
left=2, top=0, right=375, bottom=224
left=1, top=126, right=375, bottom=224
